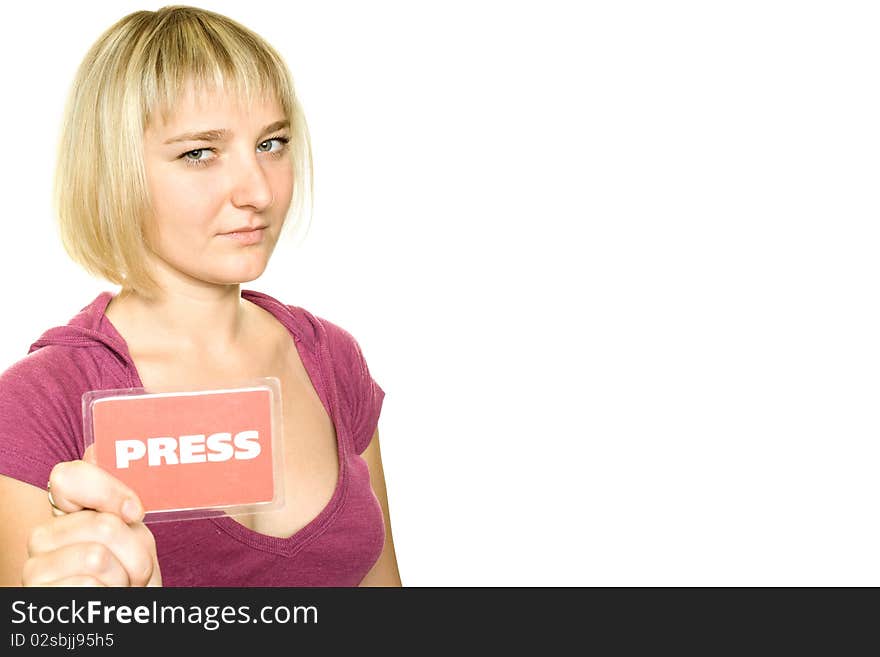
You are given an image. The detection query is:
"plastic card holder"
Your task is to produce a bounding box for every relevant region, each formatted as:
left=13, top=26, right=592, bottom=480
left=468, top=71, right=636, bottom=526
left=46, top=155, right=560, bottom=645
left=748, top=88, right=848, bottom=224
left=82, top=377, right=284, bottom=523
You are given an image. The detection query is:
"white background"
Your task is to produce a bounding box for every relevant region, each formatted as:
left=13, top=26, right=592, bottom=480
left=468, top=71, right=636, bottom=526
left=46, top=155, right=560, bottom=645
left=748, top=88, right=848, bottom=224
left=1, top=1, right=879, bottom=586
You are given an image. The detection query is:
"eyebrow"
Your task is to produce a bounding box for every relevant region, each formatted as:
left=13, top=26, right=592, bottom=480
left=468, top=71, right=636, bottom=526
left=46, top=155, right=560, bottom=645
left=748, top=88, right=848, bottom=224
left=163, top=120, right=290, bottom=144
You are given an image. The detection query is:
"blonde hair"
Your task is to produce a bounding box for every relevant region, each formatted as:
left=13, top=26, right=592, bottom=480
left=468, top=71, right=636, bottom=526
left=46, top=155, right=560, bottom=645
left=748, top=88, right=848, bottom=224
left=53, top=5, right=313, bottom=300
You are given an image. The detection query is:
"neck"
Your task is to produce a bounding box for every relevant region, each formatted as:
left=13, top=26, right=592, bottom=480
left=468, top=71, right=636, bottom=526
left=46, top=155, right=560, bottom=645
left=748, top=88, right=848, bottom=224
left=110, top=276, right=254, bottom=360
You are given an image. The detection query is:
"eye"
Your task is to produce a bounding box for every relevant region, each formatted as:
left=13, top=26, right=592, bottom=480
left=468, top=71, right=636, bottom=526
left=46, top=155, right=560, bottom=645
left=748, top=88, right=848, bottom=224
left=258, top=136, right=291, bottom=154
left=180, top=148, right=216, bottom=168
left=179, top=136, right=291, bottom=169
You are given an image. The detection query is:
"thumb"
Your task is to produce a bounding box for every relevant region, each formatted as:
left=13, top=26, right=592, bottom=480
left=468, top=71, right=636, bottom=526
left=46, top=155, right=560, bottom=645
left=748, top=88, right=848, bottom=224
left=83, top=444, right=97, bottom=465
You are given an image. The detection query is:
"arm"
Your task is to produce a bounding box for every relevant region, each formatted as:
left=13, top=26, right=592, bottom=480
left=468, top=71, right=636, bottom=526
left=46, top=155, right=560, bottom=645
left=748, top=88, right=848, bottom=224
left=358, top=428, right=402, bottom=586
left=0, top=454, right=161, bottom=587
left=0, top=475, right=53, bottom=585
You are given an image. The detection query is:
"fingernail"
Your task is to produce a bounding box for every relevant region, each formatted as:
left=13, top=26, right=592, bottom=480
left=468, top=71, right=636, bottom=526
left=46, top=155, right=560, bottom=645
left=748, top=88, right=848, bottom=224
left=122, top=498, right=143, bottom=523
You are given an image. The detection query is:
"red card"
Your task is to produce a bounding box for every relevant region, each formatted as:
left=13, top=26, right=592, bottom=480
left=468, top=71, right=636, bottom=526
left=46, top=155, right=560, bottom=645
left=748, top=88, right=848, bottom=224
left=85, top=383, right=281, bottom=518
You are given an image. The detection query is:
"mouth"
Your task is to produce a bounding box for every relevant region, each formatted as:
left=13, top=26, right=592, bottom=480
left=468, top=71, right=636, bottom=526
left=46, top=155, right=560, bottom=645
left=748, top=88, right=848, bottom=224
left=220, top=224, right=267, bottom=234
left=220, top=227, right=266, bottom=245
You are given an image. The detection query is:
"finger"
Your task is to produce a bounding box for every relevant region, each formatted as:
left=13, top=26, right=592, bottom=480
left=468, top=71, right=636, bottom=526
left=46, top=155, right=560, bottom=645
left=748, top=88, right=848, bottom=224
left=23, top=542, right=130, bottom=587
left=83, top=444, right=97, bottom=465
left=28, top=511, right=153, bottom=586
left=129, top=522, right=163, bottom=587
left=48, top=461, right=144, bottom=523
left=42, top=575, right=107, bottom=587
left=46, top=481, right=65, bottom=518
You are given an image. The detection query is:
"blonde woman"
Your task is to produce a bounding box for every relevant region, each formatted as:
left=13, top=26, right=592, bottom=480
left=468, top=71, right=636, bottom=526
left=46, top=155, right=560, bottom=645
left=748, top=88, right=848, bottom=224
left=0, top=5, right=400, bottom=587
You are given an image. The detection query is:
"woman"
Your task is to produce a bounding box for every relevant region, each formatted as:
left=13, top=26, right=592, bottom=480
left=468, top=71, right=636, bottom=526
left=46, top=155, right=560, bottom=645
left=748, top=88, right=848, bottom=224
left=0, top=6, right=400, bottom=586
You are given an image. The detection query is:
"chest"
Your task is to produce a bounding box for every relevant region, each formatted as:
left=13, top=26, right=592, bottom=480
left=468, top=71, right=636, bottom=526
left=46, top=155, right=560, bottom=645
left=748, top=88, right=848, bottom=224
left=130, top=338, right=341, bottom=539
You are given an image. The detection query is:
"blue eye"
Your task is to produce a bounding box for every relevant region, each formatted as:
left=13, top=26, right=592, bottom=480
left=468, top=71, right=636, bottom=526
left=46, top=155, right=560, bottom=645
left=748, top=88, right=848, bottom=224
left=181, top=148, right=213, bottom=167
left=257, top=136, right=291, bottom=153
left=180, top=136, right=291, bottom=168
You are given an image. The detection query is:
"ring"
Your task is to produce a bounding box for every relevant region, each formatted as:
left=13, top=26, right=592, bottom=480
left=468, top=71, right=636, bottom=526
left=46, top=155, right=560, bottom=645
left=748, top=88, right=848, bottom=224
left=47, top=481, right=61, bottom=512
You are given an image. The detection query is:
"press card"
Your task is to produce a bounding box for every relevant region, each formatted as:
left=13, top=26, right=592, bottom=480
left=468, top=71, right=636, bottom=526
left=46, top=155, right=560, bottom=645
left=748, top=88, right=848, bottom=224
left=82, top=377, right=284, bottom=522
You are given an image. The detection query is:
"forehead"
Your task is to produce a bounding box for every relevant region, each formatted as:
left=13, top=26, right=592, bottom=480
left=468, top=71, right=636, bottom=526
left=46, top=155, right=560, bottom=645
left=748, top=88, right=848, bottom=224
left=148, top=82, right=283, bottom=135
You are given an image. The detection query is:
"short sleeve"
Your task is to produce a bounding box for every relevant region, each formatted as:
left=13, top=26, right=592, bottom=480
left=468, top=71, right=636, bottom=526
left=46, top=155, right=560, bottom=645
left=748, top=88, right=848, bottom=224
left=318, top=318, right=386, bottom=455
left=348, top=336, right=385, bottom=454
left=0, top=348, right=87, bottom=489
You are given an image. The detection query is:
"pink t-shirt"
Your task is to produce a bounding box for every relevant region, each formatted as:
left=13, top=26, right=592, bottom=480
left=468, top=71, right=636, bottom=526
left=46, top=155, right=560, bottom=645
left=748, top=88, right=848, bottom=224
left=0, top=290, right=386, bottom=586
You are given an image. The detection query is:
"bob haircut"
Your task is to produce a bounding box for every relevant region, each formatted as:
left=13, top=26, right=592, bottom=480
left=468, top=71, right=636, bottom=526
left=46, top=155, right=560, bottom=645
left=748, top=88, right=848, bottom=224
left=53, top=5, right=313, bottom=301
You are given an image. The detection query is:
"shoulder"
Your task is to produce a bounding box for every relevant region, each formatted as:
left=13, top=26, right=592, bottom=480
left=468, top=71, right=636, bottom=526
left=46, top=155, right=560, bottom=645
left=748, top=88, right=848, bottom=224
left=244, top=290, right=366, bottom=365
left=308, top=311, right=362, bottom=354
left=242, top=288, right=381, bottom=386
left=0, top=346, right=102, bottom=486
left=299, top=309, right=385, bottom=454
left=0, top=341, right=118, bottom=428
left=243, top=291, right=386, bottom=455
left=0, top=344, right=99, bottom=401
left=292, top=306, right=371, bottom=377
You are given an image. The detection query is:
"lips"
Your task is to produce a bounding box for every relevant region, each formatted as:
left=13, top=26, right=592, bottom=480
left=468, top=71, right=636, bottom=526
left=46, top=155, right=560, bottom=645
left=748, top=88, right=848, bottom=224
left=221, top=225, right=267, bottom=235
left=220, top=227, right=266, bottom=245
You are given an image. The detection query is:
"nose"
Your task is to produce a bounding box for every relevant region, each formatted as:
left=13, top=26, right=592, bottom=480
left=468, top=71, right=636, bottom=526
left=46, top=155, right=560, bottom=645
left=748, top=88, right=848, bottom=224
left=229, top=149, right=274, bottom=212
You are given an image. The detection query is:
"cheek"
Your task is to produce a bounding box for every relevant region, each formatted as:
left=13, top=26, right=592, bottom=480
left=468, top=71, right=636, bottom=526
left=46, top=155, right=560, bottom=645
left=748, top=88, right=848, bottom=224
left=270, top=165, right=295, bottom=204
left=148, top=168, right=223, bottom=232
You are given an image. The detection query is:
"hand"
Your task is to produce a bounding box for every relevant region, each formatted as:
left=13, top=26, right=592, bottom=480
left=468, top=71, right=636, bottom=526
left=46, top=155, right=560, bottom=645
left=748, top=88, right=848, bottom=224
left=22, top=446, right=162, bottom=587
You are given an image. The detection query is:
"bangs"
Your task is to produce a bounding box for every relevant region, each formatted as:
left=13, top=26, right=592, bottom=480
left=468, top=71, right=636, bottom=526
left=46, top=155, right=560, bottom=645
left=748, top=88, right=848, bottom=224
left=137, top=11, right=295, bottom=128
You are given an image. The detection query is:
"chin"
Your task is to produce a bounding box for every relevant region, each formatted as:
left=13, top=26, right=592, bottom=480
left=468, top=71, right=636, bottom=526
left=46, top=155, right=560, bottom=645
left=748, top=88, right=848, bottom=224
left=226, top=268, right=267, bottom=285
left=207, top=262, right=269, bottom=285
